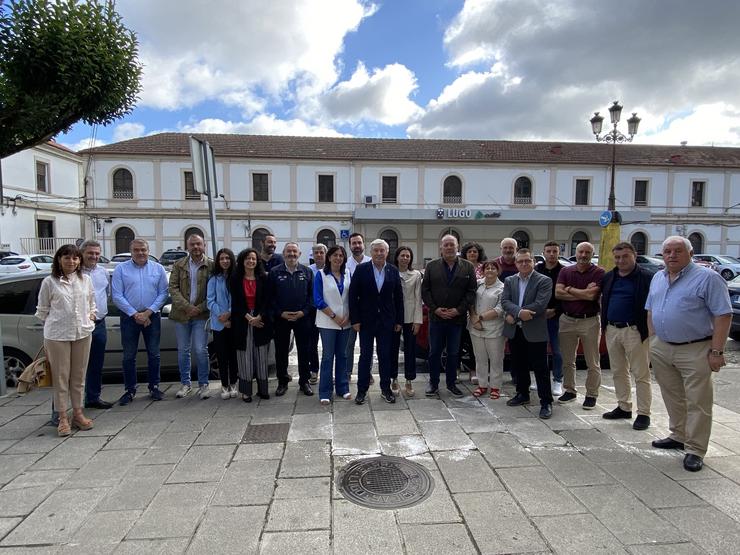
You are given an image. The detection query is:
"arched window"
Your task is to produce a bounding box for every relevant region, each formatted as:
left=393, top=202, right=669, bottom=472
left=379, top=229, right=399, bottom=254
left=514, top=176, right=532, bottom=205
left=251, top=227, right=270, bottom=252
left=316, top=228, right=336, bottom=248
left=115, top=227, right=135, bottom=254
left=630, top=232, right=647, bottom=255
left=184, top=227, right=204, bottom=246
left=112, top=168, right=134, bottom=199
left=440, top=228, right=461, bottom=246
left=688, top=232, right=703, bottom=253
left=570, top=231, right=589, bottom=256
left=512, top=230, right=530, bottom=250
left=442, top=175, right=462, bottom=204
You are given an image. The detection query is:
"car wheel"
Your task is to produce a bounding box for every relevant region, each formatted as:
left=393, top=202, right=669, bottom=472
left=4, top=348, right=32, bottom=388
left=731, top=331, right=740, bottom=342
left=721, top=269, right=734, bottom=280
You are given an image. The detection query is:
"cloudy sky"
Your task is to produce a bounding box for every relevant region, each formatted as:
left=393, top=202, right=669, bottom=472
left=61, top=0, right=740, bottom=151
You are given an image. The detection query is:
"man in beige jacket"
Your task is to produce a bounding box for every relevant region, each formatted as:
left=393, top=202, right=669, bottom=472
left=169, top=234, right=214, bottom=399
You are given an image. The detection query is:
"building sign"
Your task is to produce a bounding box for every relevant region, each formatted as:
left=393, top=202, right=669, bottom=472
left=436, top=207, right=501, bottom=220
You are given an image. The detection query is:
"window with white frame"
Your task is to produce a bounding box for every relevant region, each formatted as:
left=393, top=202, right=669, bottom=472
left=575, top=179, right=590, bottom=206
left=691, top=180, right=705, bottom=207
left=381, top=175, right=398, bottom=203
left=513, top=176, right=532, bottom=205
left=184, top=171, right=200, bottom=200
left=36, top=160, right=49, bottom=192
left=634, top=179, right=648, bottom=206
left=318, top=174, right=334, bottom=203
left=252, top=173, right=269, bottom=202
left=442, top=175, right=462, bottom=204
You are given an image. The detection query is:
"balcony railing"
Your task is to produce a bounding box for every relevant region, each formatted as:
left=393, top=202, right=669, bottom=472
left=513, top=196, right=532, bottom=205
left=443, top=195, right=462, bottom=204
left=112, top=188, right=134, bottom=199
left=20, top=237, right=81, bottom=255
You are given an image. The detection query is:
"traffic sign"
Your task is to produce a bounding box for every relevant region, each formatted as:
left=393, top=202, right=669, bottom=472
left=599, top=210, right=613, bottom=227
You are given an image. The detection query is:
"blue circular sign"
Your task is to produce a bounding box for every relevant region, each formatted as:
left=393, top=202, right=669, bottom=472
left=599, top=210, right=613, bottom=227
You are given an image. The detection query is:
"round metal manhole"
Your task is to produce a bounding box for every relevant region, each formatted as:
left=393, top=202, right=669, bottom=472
left=336, top=455, right=434, bottom=510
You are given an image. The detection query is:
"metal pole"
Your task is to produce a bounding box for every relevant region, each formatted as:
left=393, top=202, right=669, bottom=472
left=203, top=143, right=218, bottom=257
left=609, top=135, right=616, bottom=212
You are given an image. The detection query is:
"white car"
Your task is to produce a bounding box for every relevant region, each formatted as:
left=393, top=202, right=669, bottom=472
left=0, top=254, right=54, bottom=274
left=106, top=252, right=160, bottom=267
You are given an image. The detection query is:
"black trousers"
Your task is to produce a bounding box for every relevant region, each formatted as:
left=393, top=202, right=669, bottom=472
left=309, top=324, right=320, bottom=373
left=510, top=327, right=552, bottom=405
left=274, top=317, right=311, bottom=386
left=213, top=328, right=238, bottom=388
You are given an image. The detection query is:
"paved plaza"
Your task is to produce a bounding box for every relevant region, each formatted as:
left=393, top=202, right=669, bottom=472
left=2, top=359, right=740, bottom=554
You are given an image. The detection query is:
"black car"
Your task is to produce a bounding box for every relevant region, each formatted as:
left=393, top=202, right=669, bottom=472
left=728, top=275, right=740, bottom=341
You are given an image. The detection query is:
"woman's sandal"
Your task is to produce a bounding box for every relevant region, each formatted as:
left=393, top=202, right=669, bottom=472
left=72, top=415, right=94, bottom=431
left=57, top=418, right=71, bottom=437
left=472, top=387, right=488, bottom=397
left=490, top=388, right=501, bottom=400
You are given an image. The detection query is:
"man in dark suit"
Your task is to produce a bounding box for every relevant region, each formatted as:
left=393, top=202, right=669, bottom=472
left=421, top=234, right=477, bottom=398
left=349, top=238, right=404, bottom=404
left=502, top=248, right=554, bottom=419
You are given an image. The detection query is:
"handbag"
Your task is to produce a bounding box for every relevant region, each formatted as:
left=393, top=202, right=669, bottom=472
left=16, top=348, right=52, bottom=394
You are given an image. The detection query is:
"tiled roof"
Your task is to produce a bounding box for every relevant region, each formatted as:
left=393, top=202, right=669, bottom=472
left=79, top=132, right=740, bottom=168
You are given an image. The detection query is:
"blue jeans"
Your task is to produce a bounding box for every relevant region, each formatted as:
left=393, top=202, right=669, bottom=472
left=345, top=327, right=358, bottom=377
left=121, top=313, right=161, bottom=393
left=318, top=328, right=350, bottom=399
left=84, top=319, right=107, bottom=403
left=175, top=320, right=210, bottom=386
left=428, top=320, right=463, bottom=389
left=390, top=323, right=417, bottom=381
left=547, top=317, right=563, bottom=382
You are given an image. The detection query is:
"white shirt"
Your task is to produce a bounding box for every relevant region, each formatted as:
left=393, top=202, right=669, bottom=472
left=35, top=273, right=96, bottom=341
left=346, top=255, right=371, bottom=276
left=469, top=279, right=505, bottom=338
left=82, top=264, right=109, bottom=320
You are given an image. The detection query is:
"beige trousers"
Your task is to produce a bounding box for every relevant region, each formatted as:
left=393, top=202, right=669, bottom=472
left=560, top=314, right=602, bottom=397
left=45, top=336, right=92, bottom=414
left=605, top=325, right=652, bottom=416
left=650, top=336, right=713, bottom=457
left=470, top=335, right=505, bottom=388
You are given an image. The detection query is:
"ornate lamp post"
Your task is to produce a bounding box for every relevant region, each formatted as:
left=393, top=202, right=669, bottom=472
left=589, top=101, right=640, bottom=268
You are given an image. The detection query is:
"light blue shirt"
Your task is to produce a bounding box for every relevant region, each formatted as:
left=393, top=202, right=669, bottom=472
left=112, top=259, right=169, bottom=317
left=646, top=262, right=731, bottom=343
left=83, top=264, right=109, bottom=320
left=206, top=274, right=231, bottom=332
left=373, top=263, right=386, bottom=292
left=516, top=272, right=531, bottom=308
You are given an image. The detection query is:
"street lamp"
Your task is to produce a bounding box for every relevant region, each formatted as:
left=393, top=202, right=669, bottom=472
left=590, top=101, right=641, bottom=216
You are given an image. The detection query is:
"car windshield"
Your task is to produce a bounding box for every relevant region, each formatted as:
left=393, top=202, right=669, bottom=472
left=718, top=256, right=740, bottom=264
left=0, top=257, right=25, bottom=265
left=731, top=274, right=740, bottom=285
left=111, top=255, right=130, bottom=262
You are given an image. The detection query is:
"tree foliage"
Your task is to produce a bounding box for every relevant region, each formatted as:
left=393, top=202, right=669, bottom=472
left=0, top=0, right=142, bottom=158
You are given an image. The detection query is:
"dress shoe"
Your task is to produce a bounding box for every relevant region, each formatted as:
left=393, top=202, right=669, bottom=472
left=632, top=415, right=651, bottom=430
left=602, top=406, right=632, bottom=420
left=652, top=437, right=684, bottom=450
left=447, top=385, right=464, bottom=398
left=683, top=453, right=703, bottom=472
left=506, top=393, right=530, bottom=407
left=380, top=389, right=396, bottom=403
left=275, top=384, right=288, bottom=396
left=84, top=399, right=113, bottom=409
left=355, top=391, right=367, bottom=405
left=300, top=383, right=314, bottom=396
left=582, top=396, right=597, bottom=410
left=539, top=404, right=552, bottom=419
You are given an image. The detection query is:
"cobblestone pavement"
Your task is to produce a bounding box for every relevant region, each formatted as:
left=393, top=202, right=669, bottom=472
left=2, top=360, right=740, bottom=554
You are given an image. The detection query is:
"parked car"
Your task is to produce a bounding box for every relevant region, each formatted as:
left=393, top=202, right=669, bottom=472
left=693, top=254, right=740, bottom=280
left=159, top=249, right=188, bottom=267
left=568, top=255, right=599, bottom=265
left=692, top=256, right=715, bottom=270
left=635, top=255, right=664, bottom=273
left=728, top=275, right=740, bottom=341
left=0, top=251, right=19, bottom=260
left=0, top=254, right=54, bottom=274
left=106, top=252, right=160, bottom=267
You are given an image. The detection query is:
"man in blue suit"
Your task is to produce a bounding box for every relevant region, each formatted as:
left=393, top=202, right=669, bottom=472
left=349, top=238, right=404, bottom=404
left=502, top=248, right=554, bottom=419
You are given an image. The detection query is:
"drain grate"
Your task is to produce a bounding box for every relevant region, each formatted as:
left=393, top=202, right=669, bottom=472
left=241, top=423, right=290, bottom=444
left=336, top=456, right=434, bottom=510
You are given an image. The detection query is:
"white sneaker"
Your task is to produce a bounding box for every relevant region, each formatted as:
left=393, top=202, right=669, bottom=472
left=552, top=381, right=563, bottom=397
left=197, top=385, right=211, bottom=399
left=175, top=384, right=192, bottom=398
left=529, top=384, right=538, bottom=391
left=220, top=386, right=230, bottom=400
left=229, top=385, right=238, bottom=398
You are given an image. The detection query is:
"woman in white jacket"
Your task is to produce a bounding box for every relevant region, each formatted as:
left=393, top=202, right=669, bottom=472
left=35, top=244, right=96, bottom=436
left=313, top=245, right=352, bottom=404
left=391, top=246, right=422, bottom=397
left=468, top=260, right=506, bottom=400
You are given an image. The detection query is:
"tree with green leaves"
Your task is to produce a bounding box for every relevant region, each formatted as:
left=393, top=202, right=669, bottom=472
left=0, top=0, right=142, bottom=158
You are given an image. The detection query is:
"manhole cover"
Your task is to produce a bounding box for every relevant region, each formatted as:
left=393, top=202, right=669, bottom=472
left=241, top=423, right=290, bottom=444
left=336, top=456, right=434, bottom=510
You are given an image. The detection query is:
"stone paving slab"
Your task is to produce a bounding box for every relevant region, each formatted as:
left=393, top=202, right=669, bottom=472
left=531, top=446, right=615, bottom=486
left=373, top=409, right=419, bottom=435
left=187, top=506, right=265, bottom=553
left=333, top=500, right=403, bottom=553
left=400, top=523, right=477, bottom=554
left=378, top=434, right=429, bottom=458
left=97, top=464, right=174, bottom=512
left=498, top=465, right=586, bottom=516
left=658, top=505, right=740, bottom=554
left=166, top=444, right=233, bottom=483
left=433, top=449, right=504, bottom=492
left=418, top=420, right=475, bottom=451
left=67, top=510, right=141, bottom=552
left=533, top=513, right=627, bottom=554
left=211, top=459, right=278, bottom=506
left=470, top=432, right=539, bottom=468
left=260, top=530, right=330, bottom=554
left=30, top=436, right=108, bottom=471
left=279, top=440, right=331, bottom=478
left=395, top=470, right=461, bottom=524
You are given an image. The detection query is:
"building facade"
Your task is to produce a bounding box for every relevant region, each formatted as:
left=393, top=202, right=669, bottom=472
left=0, top=142, right=84, bottom=254
left=81, top=134, right=740, bottom=263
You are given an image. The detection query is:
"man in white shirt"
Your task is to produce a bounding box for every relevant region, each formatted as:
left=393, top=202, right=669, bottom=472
left=345, top=233, right=371, bottom=382
left=308, top=244, right=327, bottom=385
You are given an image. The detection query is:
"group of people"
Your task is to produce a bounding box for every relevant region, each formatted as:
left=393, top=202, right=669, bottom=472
left=35, top=231, right=731, bottom=472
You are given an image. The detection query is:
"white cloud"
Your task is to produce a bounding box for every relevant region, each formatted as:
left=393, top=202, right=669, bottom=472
left=62, top=137, right=107, bottom=152
left=179, top=115, right=350, bottom=137
left=315, top=62, right=423, bottom=125
left=112, top=122, right=146, bottom=142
